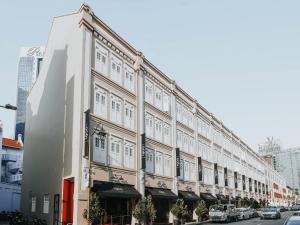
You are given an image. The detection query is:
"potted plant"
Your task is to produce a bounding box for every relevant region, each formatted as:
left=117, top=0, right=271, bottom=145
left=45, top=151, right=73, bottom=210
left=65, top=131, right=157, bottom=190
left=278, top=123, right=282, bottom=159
left=133, top=195, right=156, bottom=225
left=145, top=195, right=156, bottom=225
left=133, top=200, right=144, bottom=225
left=83, top=192, right=104, bottom=225
left=195, top=200, right=208, bottom=222
left=171, top=199, right=188, bottom=225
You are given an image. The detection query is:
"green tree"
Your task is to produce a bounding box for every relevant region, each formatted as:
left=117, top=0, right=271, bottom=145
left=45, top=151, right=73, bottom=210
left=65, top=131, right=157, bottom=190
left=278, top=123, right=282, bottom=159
left=133, top=195, right=156, bottom=225
left=195, top=200, right=208, bottom=222
left=145, top=195, right=156, bottom=224
left=236, top=198, right=242, bottom=208
left=133, top=200, right=144, bottom=224
left=171, top=199, right=189, bottom=225
left=83, top=192, right=104, bottom=225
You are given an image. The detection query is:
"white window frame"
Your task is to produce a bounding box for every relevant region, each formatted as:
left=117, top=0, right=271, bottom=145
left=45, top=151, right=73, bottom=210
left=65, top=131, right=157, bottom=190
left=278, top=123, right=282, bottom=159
left=94, top=85, right=108, bottom=118
left=145, top=79, right=154, bottom=104
left=145, top=113, right=154, bottom=138
left=155, top=151, right=163, bottom=175
left=124, top=101, right=135, bottom=130
left=110, top=94, right=122, bottom=125
left=146, top=148, right=154, bottom=173
left=154, top=118, right=162, bottom=142
left=110, top=136, right=122, bottom=166
left=31, top=196, right=36, bottom=213
left=154, top=85, right=162, bottom=110
left=43, top=194, right=50, bottom=214
left=124, top=64, right=135, bottom=92
left=162, top=92, right=170, bottom=113
left=95, top=42, right=108, bottom=75
left=163, top=123, right=171, bottom=145
left=164, top=154, right=172, bottom=177
left=93, top=135, right=107, bottom=164
left=124, top=141, right=134, bottom=169
left=110, top=54, right=122, bottom=84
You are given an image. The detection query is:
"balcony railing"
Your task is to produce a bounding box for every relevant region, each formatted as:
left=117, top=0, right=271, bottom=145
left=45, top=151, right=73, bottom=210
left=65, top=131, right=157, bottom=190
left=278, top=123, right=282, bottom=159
left=1, top=154, right=18, bottom=162
left=8, top=162, right=22, bottom=173
left=8, top=174, right=22, bottom=183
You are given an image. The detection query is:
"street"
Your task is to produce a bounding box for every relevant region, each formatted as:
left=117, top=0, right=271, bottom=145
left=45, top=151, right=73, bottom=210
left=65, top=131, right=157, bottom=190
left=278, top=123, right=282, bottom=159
left=206, top=211, right=293, bottom=225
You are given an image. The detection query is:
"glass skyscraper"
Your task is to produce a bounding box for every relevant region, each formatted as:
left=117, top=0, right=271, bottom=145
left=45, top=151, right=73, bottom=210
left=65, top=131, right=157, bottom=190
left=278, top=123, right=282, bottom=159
left=15, top=47, right=45, bottom=141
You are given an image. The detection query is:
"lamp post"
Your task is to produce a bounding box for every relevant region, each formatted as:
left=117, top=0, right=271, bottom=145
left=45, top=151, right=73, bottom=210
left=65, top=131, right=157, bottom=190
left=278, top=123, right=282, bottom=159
left=0, top=104, right=17, bottom=110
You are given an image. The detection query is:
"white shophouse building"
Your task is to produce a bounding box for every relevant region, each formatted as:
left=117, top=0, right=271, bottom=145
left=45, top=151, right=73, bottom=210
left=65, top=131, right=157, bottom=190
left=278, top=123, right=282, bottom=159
left=21, top=5, right=288, bottom=225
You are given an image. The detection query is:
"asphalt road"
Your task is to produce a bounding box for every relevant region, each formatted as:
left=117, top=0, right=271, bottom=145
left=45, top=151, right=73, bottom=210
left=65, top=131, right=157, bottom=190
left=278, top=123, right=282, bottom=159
left=207, top=211, right=294, bottom=225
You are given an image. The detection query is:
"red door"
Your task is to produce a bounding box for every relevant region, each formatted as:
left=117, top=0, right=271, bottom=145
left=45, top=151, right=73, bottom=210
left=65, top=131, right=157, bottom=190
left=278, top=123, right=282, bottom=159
left=62, top=179, right=74, bottom=225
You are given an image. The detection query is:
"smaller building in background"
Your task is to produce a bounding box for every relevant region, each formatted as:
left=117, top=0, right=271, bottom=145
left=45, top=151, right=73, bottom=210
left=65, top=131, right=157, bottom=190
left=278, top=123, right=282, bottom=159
left=15, top=46, right=45, bottom=142
left=0, top=122, right=23, bottom=211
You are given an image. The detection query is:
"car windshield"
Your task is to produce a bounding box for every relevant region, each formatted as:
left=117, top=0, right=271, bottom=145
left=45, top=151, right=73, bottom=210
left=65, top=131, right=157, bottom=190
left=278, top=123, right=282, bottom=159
left=262, top=208, right=277, bottom=212
left=210, top=205, right=224, bottom=211
left=285, top=217, right=300, bottom=225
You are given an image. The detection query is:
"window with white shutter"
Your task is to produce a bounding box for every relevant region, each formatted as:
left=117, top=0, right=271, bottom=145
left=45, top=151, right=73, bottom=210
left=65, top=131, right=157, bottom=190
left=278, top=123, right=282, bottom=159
left=184, top=161, right=190, bottom=181
left=176, top=101, right=182, bottom=122
left=145, top=79, right=154, bottom=104
left=154, top=118, right=162, bottom=142
left=155, top=151, right=163, bottom=175
left=154, top=86, right=162, bottom=110
left=124, top=64, right=135, bottom=92
left=124, top=102, right=134, bottom=130
left=110, top=94, right=122, bottom=124
left=190, top=163, right=195, bottom=181
left=162, top=92, right=170, bottom=113
left=124, top=141, right=134, bottom=169
left=177, top=130, right=182, bottom=148
left=146, top=148, right=154, bottom=173
left=43, top=195, right=50, bottom=214
left=111, top=55, right=122, bottom=84
left=94, top=85, right=107, bottom=118
left=93, top=135, right=106, bottom=164
left=110, top=137, right=122, bottom=166
left=164, top=154, right=171, bottom=176
left=145, top=113, right=154, bottom=138
left=163, top=123, right=171, bottom=145
left=95, top=42, right=108, bottom=75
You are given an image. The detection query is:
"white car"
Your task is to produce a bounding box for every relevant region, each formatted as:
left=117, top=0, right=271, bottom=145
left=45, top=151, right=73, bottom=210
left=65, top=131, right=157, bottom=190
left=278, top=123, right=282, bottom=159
left=237, top=208, right=252, bottom=220
left=260, top=208, right=281, bottom=220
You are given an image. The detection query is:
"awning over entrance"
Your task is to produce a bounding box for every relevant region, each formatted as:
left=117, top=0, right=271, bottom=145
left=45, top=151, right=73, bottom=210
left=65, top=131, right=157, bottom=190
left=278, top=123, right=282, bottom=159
left=216, top=194, right=228, bottom=204
left=200, top=193, right=217, bottom=203
left=93, top=181, right=141, bottom=198
left=146, top=187, right=177, bottom=200
left=178, top=191, right=201, bottom=201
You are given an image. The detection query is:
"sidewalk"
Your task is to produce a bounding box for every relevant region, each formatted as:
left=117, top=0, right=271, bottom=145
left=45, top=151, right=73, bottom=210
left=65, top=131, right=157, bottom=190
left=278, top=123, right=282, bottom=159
left=185, top=220, right=211, bottom=225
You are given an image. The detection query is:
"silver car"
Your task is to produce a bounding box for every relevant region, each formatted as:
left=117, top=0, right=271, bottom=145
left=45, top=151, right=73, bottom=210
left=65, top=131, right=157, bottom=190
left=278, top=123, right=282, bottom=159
left=284, top=216, right=300, bottom=225
left=260, top=208, right=281, bottom=220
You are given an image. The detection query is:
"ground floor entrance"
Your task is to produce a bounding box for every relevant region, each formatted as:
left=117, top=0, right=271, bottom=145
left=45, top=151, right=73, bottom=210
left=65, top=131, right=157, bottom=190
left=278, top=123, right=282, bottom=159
left=146, top=187, right=177, bottom=225
left=93, top=181, right=141, bottom=225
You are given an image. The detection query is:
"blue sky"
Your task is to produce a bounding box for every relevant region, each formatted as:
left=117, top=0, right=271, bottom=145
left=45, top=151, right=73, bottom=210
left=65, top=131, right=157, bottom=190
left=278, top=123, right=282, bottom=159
left=0, top=0, right=299, bottom=150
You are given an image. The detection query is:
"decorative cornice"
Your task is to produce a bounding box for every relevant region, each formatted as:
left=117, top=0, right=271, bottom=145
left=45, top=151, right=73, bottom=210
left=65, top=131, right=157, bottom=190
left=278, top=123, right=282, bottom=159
left=93, top=31, right=135, bottom=66
left=176, top=121, right=194, bottom=135
left=92, top=69, right=136, bottom=101
left=90, top=114, right=136, bottom=138
left=141, top=65, right=172, bottom=93
left=146, top=137, right=173, bottom=152
left=145, top=102, right=172, bottom=121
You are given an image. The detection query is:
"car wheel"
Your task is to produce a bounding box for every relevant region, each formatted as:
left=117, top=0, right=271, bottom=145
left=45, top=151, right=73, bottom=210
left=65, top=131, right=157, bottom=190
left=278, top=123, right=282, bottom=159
left=243, top=215, right=245, bottom=220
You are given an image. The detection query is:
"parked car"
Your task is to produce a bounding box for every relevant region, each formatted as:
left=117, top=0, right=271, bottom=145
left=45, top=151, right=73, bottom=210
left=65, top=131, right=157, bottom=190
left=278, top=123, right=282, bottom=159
left=260, top=208, right=281, bottom=220
left=284, top=216, right=300, bottom=225
left=209, top=204, right=240, bottom=222
left=237, top=208, right=252, bottom=220
left=291, top=205, right=300, bottom=211
left=293, top=211, right=300, bottom=216
left=249, top=208, right=259, bottom=218
left=278, top=206, right=288, bottom=212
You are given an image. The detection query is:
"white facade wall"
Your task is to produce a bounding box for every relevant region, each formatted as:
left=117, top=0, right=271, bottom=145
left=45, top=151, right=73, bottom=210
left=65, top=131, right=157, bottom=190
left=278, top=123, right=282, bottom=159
left=21, top=4, right=288, bottom=225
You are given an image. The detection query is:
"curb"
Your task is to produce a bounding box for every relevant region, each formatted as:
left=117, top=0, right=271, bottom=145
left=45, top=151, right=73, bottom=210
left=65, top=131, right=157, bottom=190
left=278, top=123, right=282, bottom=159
left=185, top=220, right=211, bottom=225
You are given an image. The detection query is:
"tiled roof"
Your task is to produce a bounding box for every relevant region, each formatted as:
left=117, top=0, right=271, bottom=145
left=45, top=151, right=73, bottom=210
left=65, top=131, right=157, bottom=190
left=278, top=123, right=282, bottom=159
left=2, top=138, right=23, bottom=149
